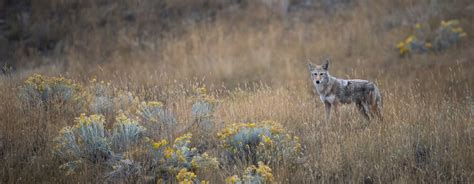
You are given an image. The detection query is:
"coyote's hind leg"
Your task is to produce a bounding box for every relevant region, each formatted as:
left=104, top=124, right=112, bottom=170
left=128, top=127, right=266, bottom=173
left=356, top=102, right=370, bottom=121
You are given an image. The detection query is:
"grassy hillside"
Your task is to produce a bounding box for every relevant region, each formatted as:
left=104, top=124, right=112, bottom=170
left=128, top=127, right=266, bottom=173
left=1, top=0, right=473, bottom=183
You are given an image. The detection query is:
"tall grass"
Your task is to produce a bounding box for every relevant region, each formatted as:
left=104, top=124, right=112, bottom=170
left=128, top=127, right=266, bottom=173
left=1, top=0, right=473, bottom=183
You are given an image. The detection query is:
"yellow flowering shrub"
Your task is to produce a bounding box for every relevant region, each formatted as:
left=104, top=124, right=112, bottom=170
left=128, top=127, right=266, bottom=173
left=20, top=74, right=88, bottom=108
left=396, top=20, right=467, bottom=56
left=226, top=162, right=275, bottom=184
left=54, top=113, right=145, bottom=178
left=145, top=133, right=218, bottom=183
left=88, top=79, right=139, bottom=115
left=196, top=87, right=219, bottom=105
left=176, top=168, right=197, bottom=184
left=218, top=120, right=301, bottom=167
left=137, top=100, right=177, bottom=139
left=434, top=19, right=467, bottom=51
left=111, top=112, right=146, bottom=152
left=226, top=175, right=242, bottom=184
left=192, top=87, right=219, bottom=130
left=153, top=139, right=169, bottom=150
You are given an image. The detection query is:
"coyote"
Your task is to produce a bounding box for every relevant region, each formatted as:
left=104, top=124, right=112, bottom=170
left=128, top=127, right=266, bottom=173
left=308, top=59, right=382, bottom=121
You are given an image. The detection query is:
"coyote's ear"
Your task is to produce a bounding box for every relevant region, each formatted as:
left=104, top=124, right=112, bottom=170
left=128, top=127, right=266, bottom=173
left=322, top=58, right=330, bottom=70
left=307, top=63, right=315, bottom=71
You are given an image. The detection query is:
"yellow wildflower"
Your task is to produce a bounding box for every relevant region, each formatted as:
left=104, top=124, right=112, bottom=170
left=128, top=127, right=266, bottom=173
left=261, top=135, right=273, bottom=145
left=226, top=175, right=241, bottom=184
left=196, top=87, right=207, bottom=95
left=24, top=74, right=87, bottom=102
left=116, top=112, right=129, bottom=123
left=451, top=27, right=464, bottom=33
left=441, top=20, right=447, bottom=27
left=175, top=133, right=192, bottom=144
left=405, top=35, right=415, bottom=44
left=396, top=42, right=405, bottom=49
left=152, top=139, right=168, bottom=150
left=244, top=165, right=257, bottom=175
left=176, top=150, right=187, bottom=162
left=176, top=169, right=196, bottom=184
left=397, top=42, right=409, bottom=55
left=191, top=158, right=199, bottom=169
left=400, top=47, right=409, bottom=55
left=256, top=162, right=274, bottom=182
left=24, top=74, right=48, bottom=92
left=442, top=19, right=459, bottom=27
left=424, top=42, right=432, bottom=49
left=415, top=23, right=421, bottom=29
left=294, top=136, right=302, bottom=152
left=202, top=95, right=219, bottom=104
left=191, top=152, right=219, bottom=169
left=74, top=113, right=105, bottom=127
left=89, top=114, right=105, bottom=123
left=195, top=87, right=220, bottom=105
left=164, top=147, right=174, bottom=159
left=147, top=101, right=163, bottom=107
left=269, top=126, right=284, bottom=135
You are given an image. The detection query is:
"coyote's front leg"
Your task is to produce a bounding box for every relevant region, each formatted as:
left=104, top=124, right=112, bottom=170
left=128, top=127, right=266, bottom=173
left=333, top=103, right=341, bottom=123
left=324, top=102, right=332, bottom=122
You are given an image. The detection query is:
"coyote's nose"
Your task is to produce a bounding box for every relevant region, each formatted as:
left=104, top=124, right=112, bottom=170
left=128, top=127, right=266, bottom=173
left=316, top=80, right=320, bottom=84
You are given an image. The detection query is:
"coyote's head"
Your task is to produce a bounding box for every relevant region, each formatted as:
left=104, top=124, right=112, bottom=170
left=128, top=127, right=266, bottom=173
left=308, top=58, right=330, bottom=86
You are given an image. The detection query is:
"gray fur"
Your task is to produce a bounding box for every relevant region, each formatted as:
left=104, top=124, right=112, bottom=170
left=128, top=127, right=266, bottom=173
left=308, top=59, right=382, bottom=121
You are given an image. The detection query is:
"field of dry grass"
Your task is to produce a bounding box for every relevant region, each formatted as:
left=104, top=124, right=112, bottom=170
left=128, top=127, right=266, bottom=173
left=1, top=0, right=473, bottom=183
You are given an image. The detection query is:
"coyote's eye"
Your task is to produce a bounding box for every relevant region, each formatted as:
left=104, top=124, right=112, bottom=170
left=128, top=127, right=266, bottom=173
left=320, top=73, right=324, bottom=76
left=312, top=73, right=317, bottom=76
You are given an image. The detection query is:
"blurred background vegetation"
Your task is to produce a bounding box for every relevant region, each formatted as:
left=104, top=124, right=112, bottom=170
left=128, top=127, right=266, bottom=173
left=1, top=0, right=471, bottom=86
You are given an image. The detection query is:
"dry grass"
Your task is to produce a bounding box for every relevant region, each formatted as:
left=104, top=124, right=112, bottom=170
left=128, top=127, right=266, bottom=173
left=1, top=0, right=473, bottom=183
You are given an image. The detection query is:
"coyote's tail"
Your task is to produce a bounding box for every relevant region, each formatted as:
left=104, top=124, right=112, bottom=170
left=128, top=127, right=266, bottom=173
left=369, top=85, right=383, bottom=120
